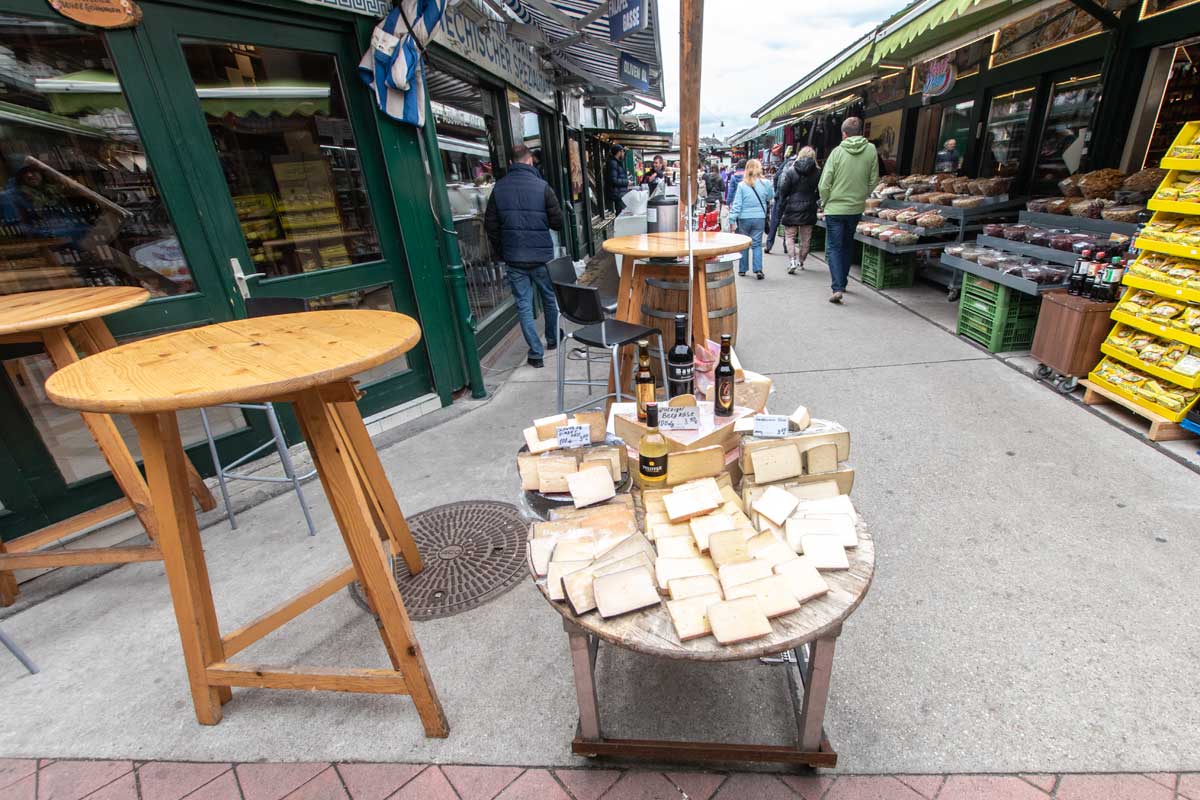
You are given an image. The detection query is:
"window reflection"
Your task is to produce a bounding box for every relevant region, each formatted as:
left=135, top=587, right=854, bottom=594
left=980, top=88, right=1035, bottom=179
left=1033, top=76, right=1101, bottom=195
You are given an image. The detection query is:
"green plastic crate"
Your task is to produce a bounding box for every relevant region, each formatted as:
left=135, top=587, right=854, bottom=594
left=860, top=245, right=914, bottom=288
left=956, top=275, right=1042, bottom=352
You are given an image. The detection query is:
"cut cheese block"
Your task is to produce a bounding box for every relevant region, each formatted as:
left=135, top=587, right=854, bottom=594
left=751, top=443, right=803, bottom=484
left=719, top=485, right=744, bottom=511
left=517, top=453, right=542, bottom=491
left=655, top=556, right=717, bottom=592
left=787, top=480, right=843, bottom=501
left=666, top=592, right=723, bottom=641
left=642, top=488, right=674, bottom=504
left=666, top=445, right=725, bottom=486
left=708, top=529, right=750, bottom=568
left=725, top=574, right=801, bottom=618
left=594, top=532, right=655, bottom=565
left=667, top=393, right=698, bottom=406
left=529, top=537, right=557, bottom=577
left=566, top=464, right=616, bottom=508
left=537, top=456, right=578, bottom=494
left=794, top=494, right=858, bottom=524
left=746, top=531, right=798, bottom=567
left=523, top=426, right=558, bottom=455
left=675, top=477, right=724, bottom=506
left=552, top=537, right=599, bottom=563
left=668, top=573, right=723, bottom=600
left=549, top=496, right=634, bottom=520
left=572, top=410, right=607, bottom=443
left=753, top=514, right=784, bottom=539
left=582, top=447, right=623, bottom=481
left=787, top=513, right=857, bottom=547
left=652, top=522, right=692, bottom=541
left=775, top=557, right=830, bottom=603
left=562, top=553, right=652, bottom=615
left=753, top=486, right=799, bottom=527
left=740, top=420, right=850, bottom=471
left=546, top=559, right=590, bottom=601
left=739, top=370, right=773, bottom=412
left=718, top=559, right=774, bottom=595
left=656, top=535, right=701, bottom=559
left=805, top=442, right=838, bottom=475
left=534, top=413, right=568, bottom=440
left=690, top=513, right=736, bottom=551
left=798, top=534, right=850, bottom=570
left=789, top=405, right=812, bottom=431
left=645, top=511, right=670, bottom=529
left=707, top=597, right=772, bottom=645
left=663, top=489, right=720, bottom=522
left=733, top=416, right=756, bottom=434
left=643, top=495, right=667, bottom=514
left=594, top=566, right=661, bottom=618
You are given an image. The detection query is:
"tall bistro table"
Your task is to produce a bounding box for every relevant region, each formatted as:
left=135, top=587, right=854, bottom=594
left=530, top=523, right=874, bottom=768
left=44, top=310, right=448, bottom=736
left=601, top=231, right=749, bottom=393
left=0, top=287, right=216, bottom=606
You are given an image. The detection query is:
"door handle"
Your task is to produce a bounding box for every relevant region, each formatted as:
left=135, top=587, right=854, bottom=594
left=229, top=257, right=253, bottom=299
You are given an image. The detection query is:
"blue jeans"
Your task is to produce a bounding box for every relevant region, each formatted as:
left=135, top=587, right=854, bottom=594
left=505, top=263, right=558, bottom=359
left=764, top=201, right=782, bottom=251
left=823, top=214, right=860, bottom=292
left=736, top=218, right=766, bottom=274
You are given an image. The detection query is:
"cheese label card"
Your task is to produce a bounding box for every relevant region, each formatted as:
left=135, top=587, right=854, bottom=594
left=556, top=423, right=592, bottom=448
left=752, top=414, right=790, bottom=438
left=659, top=405, right=701, bottom=430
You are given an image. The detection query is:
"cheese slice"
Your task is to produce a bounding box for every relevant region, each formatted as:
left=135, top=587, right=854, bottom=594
left=582, top=447, right=623, bottom=481
left=594, top=566, right=661, bottom=618
left=666, top=445, right=725, bottom=486
left=594, top=531, right=655, bottom=565
left=733, top=416, right=756, bottom=433
left=775, top=557, right=830, bottom=603
left=546, top=559, right=590, bottom=601
left=572, top=410, right=607, bottom=443
left=788, top=513, right=857, bottom=548
left=534, top=413, right=569, bottom=440
left=552, top=538, right=599, bottom=563
left=664, top=490, right=720, bottom=523
left=652, top=522, right=692, bottom=541
left=751, top=443, right=802, bottom=484
left=668, top=573, right=723, bottom=600
left=656, top=535, right=701, bottom=559
left=645, top=511, right=671, bottom=529
left=725, top=574, right=801, bottom=618
left=805, top=442, right=838, bottom=475
left=537, top=456, right=578, bottom=494
left=529, top=537, right=557, bottom=577
left=690, top=513, right=736, bottom=551
left=718, top=559, right=774, bottom=595
left=798, top=534, right=849, bottom=570
left=523, top=426, right=558, bottom=455
left=794, top=494, right=858, bottom=524
left=675, top=476, right=724, bottom=505
left=655, top=556, right=718, bottom=592
left=719, top=485, right=744, bottom=512
left=789, top=405, right=812, bottom=431
left=787, top=480, right=840, bottom=501
left=666, top=592, right=723, bottom=641
left=708, top=597, right=772, bottom=645
left=517, top=453, right=542, bottom=491
left=708, top=529, right=750, bottom=568
left=562, top=553, right=652, bottom=615
left=549, top=496, right=634, bottom=520
left=566, top=464, right=616, bottom=508
left=753, top=486, right=800, bottom=527
left=746, top=531, right=798, bottom=567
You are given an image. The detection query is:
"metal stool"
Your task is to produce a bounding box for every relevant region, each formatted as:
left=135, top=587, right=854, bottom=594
left=0, top=626, right=37, bottom=674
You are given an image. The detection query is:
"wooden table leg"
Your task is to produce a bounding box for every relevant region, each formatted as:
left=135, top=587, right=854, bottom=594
left=607, top=257, right=636, bottom=400
left=691, top=257, right=711, bottom=345
left=132, top=412, right=230, bottom=723
left=798, top=633, right=837, bottom=752
left=293, top=390, right=448, bottom=738
left=0, top=542, right=17, bottom=606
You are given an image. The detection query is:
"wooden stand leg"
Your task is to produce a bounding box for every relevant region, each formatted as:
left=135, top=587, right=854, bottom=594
left=132, top=412, right=230, bottom=722
left=691, top=257, right=711, bottom=345
left=293, top=390, right=449, bottom=738
left=608, top=258, right=636, bottom=400
left=0, top=541, right=17, bottom=607
left=798, top=634, right=837, bottom=752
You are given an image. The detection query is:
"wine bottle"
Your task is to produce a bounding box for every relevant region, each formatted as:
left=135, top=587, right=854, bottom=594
left=714, top=334, right=735, bottom=417
left=666, top=313, right=694, bottom=398
left=635, top=339, right=655, bottom=421
left=638, top=402, right=668, bottom=488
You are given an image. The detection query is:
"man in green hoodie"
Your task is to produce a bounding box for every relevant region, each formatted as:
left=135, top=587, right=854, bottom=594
left=818, top=117, right=878, bottom=304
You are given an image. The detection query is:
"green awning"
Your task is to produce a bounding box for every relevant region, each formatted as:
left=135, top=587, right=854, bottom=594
left=873, top=0, right=983, bottom=62
left=762, top=42, right=874, bottom=124
left=0, top=99, right=108, bottom=138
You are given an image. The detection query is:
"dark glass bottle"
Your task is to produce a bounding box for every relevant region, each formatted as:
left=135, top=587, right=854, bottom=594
left=714, top=334, right=735, bottom=417
left=666, top=313, right=694, bottom=398
left=635, top=339, right=655, bottom=421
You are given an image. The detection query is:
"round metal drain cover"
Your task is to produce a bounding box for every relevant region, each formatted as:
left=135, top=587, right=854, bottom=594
left=350, top=501, right=528, bottom=620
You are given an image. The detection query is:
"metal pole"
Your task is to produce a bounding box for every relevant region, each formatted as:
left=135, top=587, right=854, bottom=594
left=685, top=146, right=696, bottom=348
left=0, top=626, right=38, bottom=674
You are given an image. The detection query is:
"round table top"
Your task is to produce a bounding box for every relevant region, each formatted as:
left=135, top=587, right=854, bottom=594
left=0, top=287, right=150, bottom=336
left=602, top=231, right=751, bottom=259
left=45, top=310, right=421, bottom=414
left=529, top=520, right=874, bottom=662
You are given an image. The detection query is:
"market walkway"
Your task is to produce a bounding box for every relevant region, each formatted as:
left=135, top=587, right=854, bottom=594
left=1, top=249, right=1198, bottom=777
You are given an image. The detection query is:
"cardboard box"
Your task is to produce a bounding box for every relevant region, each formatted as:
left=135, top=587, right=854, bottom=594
left=612, top=401, right=754, bottom=454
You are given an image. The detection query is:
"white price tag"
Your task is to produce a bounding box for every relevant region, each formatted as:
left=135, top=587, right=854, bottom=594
left=556, top=424, right=591, bottom=448
left=658, top=406, right=700, bottom=430
left=752, top=414, right=790, bottom=438
left=371, top=27, right=401, bottom=56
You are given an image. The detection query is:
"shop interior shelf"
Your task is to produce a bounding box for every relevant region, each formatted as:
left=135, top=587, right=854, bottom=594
left=940, top=253, right=1066, bottom=295
left=973, top=235, right=1080, bottom=266
left=1019, top=211, right=1139, bottom=237
left=1111, top=309, right=1200, bottom=350
left=1122, top=272, right=1200, bottom=304
left=1135, top=237, right=1200, bottom=261
left=1099, top=343, right=1200, bottom=389
left=1084, top=374, right=1196, bottom=424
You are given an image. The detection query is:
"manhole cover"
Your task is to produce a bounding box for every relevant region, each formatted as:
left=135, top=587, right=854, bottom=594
left=349, top=501, right=528, bottom=620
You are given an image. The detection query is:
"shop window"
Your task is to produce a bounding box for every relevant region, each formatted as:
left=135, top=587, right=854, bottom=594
left=979, top=88, right=1036, bottom=179
left=179, top=40, right=382, bottom=278
left=1033, top=75, right=1102, bottom=195
left=935, top=100, right=974, bottom=175
left=0, top=16, right=194, bottom=296
left=1142, top=44, right=1200, bottom=168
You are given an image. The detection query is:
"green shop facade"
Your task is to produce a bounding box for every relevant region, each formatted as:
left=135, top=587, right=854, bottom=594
left=0, top=0, right=610, bottom=538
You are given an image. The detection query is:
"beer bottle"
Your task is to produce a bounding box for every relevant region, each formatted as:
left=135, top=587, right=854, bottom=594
left=638, top=403, right=668, bottom=488
left=714, top=334, right=735, bottom=417
left=666, top=313, right=694, bottom=398
left=635, top=339, right=655, bottom=421
left=1069, top=250, right=1090, bottom=296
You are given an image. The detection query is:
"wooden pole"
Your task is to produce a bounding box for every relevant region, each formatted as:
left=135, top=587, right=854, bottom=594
left=677, top=0, right=703, bottom=229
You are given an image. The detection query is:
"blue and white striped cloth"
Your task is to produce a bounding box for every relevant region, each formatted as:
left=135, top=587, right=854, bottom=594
left=358, top=0, right=447, bottom=126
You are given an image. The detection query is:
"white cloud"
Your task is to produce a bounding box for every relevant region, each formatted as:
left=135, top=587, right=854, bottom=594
left=642, top=0, right=909, bottom=137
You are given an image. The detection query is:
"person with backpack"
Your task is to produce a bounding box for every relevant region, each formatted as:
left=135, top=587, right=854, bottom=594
left=774, top=146, right=821, bottom=274
left=727, top=158, right=775, bottom=279
left=764, top=152, right=797, bottom=253
left=724, top=159, right=746, bottom=206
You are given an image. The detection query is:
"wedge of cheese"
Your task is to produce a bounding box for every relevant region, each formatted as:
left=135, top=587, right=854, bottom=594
left=689, top=513, right=736, bottom=551
left=667, top=573, right=723, bottom=600
left=753, top=485, right=800, bottom=527
left=545, top=559, right=590, bottom=601
left=793, top=494, right=858, bottom=524
left=537, top=456, right=578, bottom=494
left=675, top=477, right=724, bottom=507
left=656, top=535, right=701, bottom=559
left=655, top=556, right=717, bottom=592
left=562, top=552, right=653, bottom=615
left=666, top=445, right=725, bottom=486
left=581, top=447, right=623, bottom=481
left=594, top=566, right=661, bottom=618
left=666, top=592, right=723, bottom=641
left=789, top=405, right=812, bottom=431
left=566, top=464, right=616, bottom=509
left=805, top=442, right=838, bottom=475
left=523, top=426, right=559, bottom=455
left=718, top=559, right=774, bottom=595
left=534, top=413, right=568, bottom=440
left=529, top=537, right=557, bottom=577
left=724, top=574, right=800, bottom=618
left=797, top=534, right=849, bottom=570
left=708, top=529, right=750, bottom=568
left=775, top=557, right=830, bottom=603
left=663, top=489, right=720, bottom=523
left=708, top=597, right=772, bottom=645
left=751, top=443, right=803, bottom=484
left=552, top=538, right=599, bottom=563
left=594, top=531, right=655, bottom=565
left=746, top=531, right=798, bottom=567
left=572, top=410, right=607, bottom=443
left=517, top=453, right=542, bottom=491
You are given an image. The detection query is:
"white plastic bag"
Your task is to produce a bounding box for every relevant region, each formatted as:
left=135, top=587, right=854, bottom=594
left=621, top=187, right=649, bottom=216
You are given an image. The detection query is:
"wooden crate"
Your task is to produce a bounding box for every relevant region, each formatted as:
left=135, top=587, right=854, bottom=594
left=1030, top=291, right=1116, bottom=377
left=1081, top=379, right=1197, bottom=442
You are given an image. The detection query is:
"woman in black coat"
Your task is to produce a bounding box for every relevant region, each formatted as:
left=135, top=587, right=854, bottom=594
left=774, top=146, right=821, bottom=274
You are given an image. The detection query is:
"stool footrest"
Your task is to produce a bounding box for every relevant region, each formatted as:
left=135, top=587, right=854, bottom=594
left=206, top=662, right=408, bottom=695
left=221, top=565, right=357, bottom=657
left=0, top=545, right=161, bottom=570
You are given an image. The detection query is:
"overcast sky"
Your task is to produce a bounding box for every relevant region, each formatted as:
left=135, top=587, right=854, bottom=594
left=644, top=0, right=910, bottom=137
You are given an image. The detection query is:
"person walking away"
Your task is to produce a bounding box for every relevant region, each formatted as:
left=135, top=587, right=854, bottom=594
left=704, top=166, right=724, bottom=208
left=485, top=145, right=564, bottom=368
left=775, top=146, right=821, bottom=274
left=724, top=159, right=746, bottom=206
left=606, top=144, right=630, bottom=213
left=728, top=158, right=775, bottom=280
left=764, top=152, right=797, bottom=254
left=818, top=117, right=878, bottom=303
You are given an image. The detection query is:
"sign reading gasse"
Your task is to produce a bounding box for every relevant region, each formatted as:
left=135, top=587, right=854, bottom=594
left=618, top=53, right=651, bottom=94
left=609, top=0, right=648, bottom=42
left=47, top=0, right=142, bottom=28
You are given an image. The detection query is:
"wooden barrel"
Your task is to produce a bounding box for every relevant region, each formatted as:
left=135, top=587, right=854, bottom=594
left=639, top=259, right=739, bottom=353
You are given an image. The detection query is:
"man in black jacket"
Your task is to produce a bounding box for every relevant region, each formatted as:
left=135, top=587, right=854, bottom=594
left=484, top=145, right=565, bottom=368
left=606, top=144, right=630, bottom=213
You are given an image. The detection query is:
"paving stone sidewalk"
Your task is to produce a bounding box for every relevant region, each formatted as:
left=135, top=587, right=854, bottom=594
left=2, top=759, right=1197, bottom=800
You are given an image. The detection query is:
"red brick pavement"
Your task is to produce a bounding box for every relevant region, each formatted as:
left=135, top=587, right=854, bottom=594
left=0, top=759, right=1193, bottom=800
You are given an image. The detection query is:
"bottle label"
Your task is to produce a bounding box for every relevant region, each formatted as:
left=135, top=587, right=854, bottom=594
left=667, top=363, right=694, bottom=394
left=717, top=378, right=733, bottom=410
left=636, top=383, right=655, bottom=413
left=639, top=453, right=667, bottom=481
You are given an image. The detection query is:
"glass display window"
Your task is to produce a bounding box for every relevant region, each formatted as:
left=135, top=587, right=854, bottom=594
left=935, top=100, right=974, bottom=175
left=1142, top=44, right=1200, bottom=168
left=979, top=87, right=1036, bottom=179
left=1033, top=74, right=1102, bottom=195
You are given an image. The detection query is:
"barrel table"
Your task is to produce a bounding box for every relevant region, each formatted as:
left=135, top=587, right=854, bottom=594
left=528, top=519, right=874, bottom=767
left=601, top=232, right=749, bottom=393
left=0, top=287, right=215, bottom=606
left=44, top=310, right=448, bottom=735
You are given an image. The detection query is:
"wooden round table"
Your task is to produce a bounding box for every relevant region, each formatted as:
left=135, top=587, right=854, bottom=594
left=528, top=518, right=874, bottom=768
left=44, top=310, right=448, bottom=737
left=0, top=287, right=215, bottom=607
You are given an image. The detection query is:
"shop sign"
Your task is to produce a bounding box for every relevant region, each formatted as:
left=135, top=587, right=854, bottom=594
left=434, top=6, right=556, bottom=106
left=46, top=0, right=141, bottom=28
left=618, top=53, right=651, bottom=93
left=609, top=0, right=648, bottom=43
left=921, top=57, right=956, bottom=103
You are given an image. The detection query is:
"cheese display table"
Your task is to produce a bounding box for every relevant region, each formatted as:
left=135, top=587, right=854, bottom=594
left=44, top=310, right=448, bottom=735
left=0, top=287, right=216, bottom=606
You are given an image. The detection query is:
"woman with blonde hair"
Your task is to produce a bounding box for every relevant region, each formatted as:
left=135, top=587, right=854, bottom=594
left=774, top=146, right=822, bottom=274
left=727, top=158, right=774, bottom=279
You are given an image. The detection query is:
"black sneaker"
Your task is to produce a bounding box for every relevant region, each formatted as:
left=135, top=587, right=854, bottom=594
left=545, top=330, right=565, bottom=351
left=527, top=356, right=544, bottom=368
left=756, top=272, right=765, bottom=280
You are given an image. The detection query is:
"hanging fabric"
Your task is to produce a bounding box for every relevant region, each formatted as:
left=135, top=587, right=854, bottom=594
left=358, top=0, right=447, bottom=126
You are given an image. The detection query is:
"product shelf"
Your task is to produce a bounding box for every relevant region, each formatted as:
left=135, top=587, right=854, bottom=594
left=1147, top=198, right=1200, bottom=215
left=1122, top=272, right=1200, bottom=304
left=940, top=253, right=1065, bottom=295
left=1134, top=237, right=1200, bottom=260
left=1111, top=309, right=1200, bottom=349
left=1099, top=343, right=1200, bottom=389
left=1083, top=373, right=1197, bottom=423
left=973, top=235, right=1080, bottom=266
left=1161, top=157, right=1200, bottom=171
